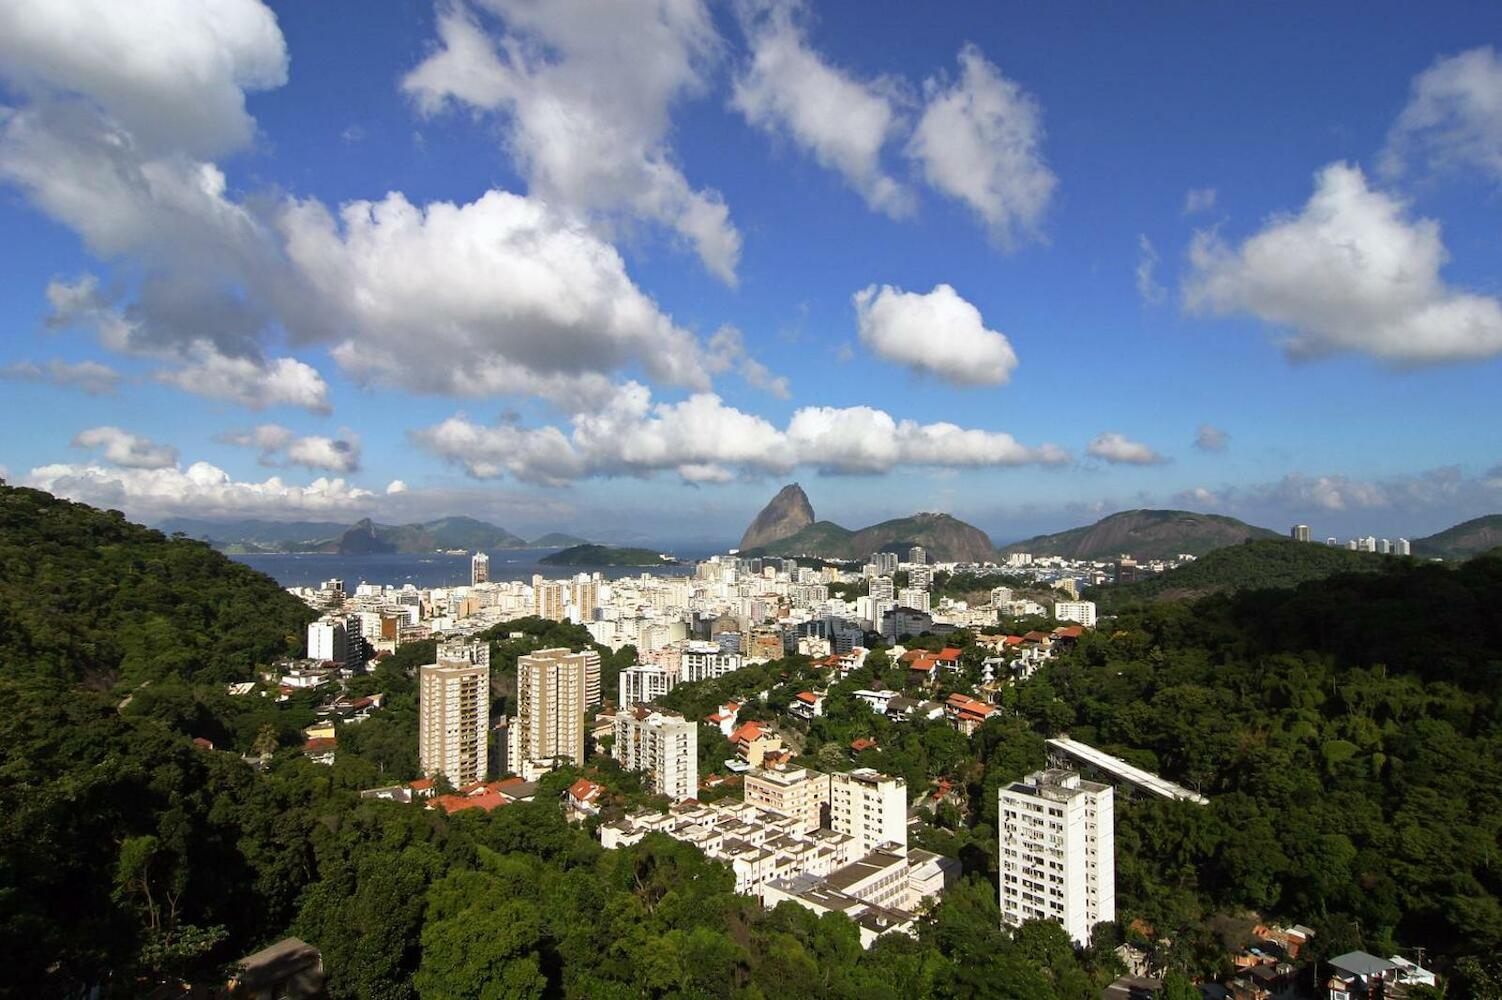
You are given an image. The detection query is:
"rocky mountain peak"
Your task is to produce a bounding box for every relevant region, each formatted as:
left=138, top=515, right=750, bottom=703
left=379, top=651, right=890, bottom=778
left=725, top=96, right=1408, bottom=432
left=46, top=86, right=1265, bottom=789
left=739, top=483, right=815, bottom=551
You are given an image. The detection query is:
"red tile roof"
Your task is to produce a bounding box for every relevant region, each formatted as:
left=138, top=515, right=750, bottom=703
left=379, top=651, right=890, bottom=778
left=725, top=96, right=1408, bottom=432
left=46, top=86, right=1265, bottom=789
left=729, top=720, right=764, bottom=744
left=568, top=778, right=605, bottom=804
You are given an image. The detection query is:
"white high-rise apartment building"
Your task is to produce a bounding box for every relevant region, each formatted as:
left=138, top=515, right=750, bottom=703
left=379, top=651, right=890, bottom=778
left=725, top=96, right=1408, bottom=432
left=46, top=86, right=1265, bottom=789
left=682, top=643, right=742, bottom=682
left=471, top=551, right=489, bottom=585
left=515, top=648, right=588, bottom=767
left=1396, top=537, right=1411, bottom=556
left=307, top=618, right=346, bottom=663
left=868, top=576, right=895, bottom=602
left=612, top=708, right=698, bottom=800
left=419, top=654, right=490, bottom=786
left=1290, top=524, right=1312, bottom=542
left=898, top=588, right=930, bottom=613
left=829, top=769, right=907, bottom=853
left=744, top=767, right=830, bottom=833
left=998, top=769, right=1114, bottom=946
left=619, top=662, right=679, bottom=707
left=1053, top=601, right=1097, bottom=628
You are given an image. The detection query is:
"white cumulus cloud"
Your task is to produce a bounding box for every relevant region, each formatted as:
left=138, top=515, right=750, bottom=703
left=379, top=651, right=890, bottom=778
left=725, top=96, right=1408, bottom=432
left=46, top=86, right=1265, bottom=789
left=731, top=0, right=911, bottom=217
left=1383, top=46, right=1502, bottom=184
left=853, top=283, right=1018, bottom=386
left=221, top=424, right=361, bottom=472
left=906, top=44, right=1055, bottom=246
left=71, top=426, right=179, bottom=470
left=403, top=0, right=740, bottom=282
left=412, top=382, right=1067, bottom=484
left=25, top=461, right=374, bottom=519
left=0, top=0, right=286, bottom=158
left=1184, top=162, right=1502, bottom=365
left=279, top=189, right=716, bottom=402
left=1087, top=432, right=1168, bottom=466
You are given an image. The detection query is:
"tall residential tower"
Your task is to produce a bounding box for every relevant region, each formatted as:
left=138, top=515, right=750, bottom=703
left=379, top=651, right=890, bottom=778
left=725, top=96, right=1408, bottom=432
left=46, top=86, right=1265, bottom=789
left=418, top=641, right=491, bottom=786
left=997, top=769, right=1114, bottom=946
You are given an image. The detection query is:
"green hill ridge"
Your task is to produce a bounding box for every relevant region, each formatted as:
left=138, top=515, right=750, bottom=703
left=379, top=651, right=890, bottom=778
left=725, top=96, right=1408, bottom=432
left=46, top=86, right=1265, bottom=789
left=1091, top=538, right=1392, bottom=610
left=1412, top=513, right=1502, bottom=560
left=0, top=485, right=313, bottom=688
left=1001, top=509, right=1280, bottom=560
left=539, top=544, right=674, bottom=567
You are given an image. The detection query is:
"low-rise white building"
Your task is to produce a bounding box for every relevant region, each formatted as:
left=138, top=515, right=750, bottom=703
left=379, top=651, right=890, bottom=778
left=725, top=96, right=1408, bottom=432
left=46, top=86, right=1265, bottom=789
left=1052, top=601, right=1097, bottom=628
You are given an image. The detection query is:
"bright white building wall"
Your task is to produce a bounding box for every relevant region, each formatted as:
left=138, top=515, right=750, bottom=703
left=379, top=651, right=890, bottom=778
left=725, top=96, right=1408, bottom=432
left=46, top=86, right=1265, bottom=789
left=612, top=709, right=698, bottom=800
left=997, top=769, right=1114, bottom=946
left=829, top=769, right=907, bottom=853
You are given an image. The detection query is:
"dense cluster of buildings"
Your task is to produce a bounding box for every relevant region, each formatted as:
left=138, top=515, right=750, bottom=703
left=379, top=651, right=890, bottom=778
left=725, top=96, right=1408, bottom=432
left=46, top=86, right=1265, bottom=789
left=598, top=764, right=960, bottom=947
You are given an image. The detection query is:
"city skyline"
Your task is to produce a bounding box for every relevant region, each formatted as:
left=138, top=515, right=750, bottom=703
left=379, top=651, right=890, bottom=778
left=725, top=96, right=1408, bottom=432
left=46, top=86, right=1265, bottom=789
left=2, top=1, right=1501, bottom=544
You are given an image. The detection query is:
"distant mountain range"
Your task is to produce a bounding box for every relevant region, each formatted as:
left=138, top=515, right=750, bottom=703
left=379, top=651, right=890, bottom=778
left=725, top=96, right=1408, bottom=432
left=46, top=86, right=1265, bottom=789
left=1001, top=509, right=1281, bottom=561
left=159, top=516, right=590, bottom=555
left=737, top=485, right=998, bottom=563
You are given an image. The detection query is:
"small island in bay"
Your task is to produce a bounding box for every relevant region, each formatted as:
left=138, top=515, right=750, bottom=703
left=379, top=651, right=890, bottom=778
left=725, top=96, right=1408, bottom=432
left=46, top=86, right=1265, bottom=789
left=538, top=543, right=677, bottom=567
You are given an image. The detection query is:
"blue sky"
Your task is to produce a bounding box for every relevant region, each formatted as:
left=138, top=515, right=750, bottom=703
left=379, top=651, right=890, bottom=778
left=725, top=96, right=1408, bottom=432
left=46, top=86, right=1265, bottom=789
left=1, top=0, right=1499, bottom=546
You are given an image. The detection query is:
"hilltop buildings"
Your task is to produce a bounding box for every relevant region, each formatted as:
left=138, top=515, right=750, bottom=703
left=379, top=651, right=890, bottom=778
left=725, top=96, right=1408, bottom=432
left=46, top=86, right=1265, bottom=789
left=598, top=765, right=954, bottom=948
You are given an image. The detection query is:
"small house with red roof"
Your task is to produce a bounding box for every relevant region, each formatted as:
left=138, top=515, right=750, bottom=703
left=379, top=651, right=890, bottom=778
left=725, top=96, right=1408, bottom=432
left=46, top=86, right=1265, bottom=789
left=705, top=701, right=741, bottom=738
left=566, top=778, right=606, bottom=820
left=788, top=690, right=825, bottom=720
left=944, top=693, right=996, bottom=736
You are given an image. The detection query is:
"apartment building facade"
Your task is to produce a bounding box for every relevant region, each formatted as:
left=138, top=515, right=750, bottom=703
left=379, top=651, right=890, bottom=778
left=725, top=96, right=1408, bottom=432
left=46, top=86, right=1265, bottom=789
left=829, top=768, right=907, bottom=853
left=418, top=653, right=490, bottom=786
left=514, top=647, right=588, bottom=768
left=743, top=766, right=831, bottom=833
left=612, top=708, right=698, bottom=800
left=997, top=768, right=1114, bottom=946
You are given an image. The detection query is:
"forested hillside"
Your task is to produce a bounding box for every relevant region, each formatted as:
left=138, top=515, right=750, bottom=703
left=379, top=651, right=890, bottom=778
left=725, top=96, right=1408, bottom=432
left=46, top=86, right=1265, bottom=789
left=1044, top=554, right=1502, bottom=972
left=1090, top=538, right=1391, bottom=610
left=4, top=486, right=1502, bottom=997
left=0, top=485, right=313, bottom=688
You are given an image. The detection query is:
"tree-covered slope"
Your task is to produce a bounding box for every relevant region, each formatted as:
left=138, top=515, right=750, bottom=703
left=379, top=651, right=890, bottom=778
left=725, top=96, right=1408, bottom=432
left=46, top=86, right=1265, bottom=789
left=1091, top=539, right=1391, bottom=610
left=1039, top=554, right=1502, bottom=967
left=0, top=485, right=313, bottom=688
left=1412, top=514, right=1502, bottom=560
left=538, top=543, right=671, bottom=566
left=1001, top=509, right=1279, bottom=560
